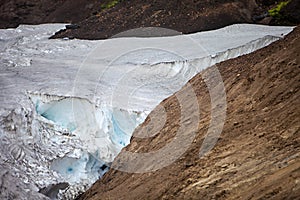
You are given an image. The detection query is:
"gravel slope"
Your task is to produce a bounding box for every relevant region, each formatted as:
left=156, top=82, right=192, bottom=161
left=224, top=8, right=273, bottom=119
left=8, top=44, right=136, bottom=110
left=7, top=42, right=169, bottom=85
left=1, top=0, right=299, bottom=39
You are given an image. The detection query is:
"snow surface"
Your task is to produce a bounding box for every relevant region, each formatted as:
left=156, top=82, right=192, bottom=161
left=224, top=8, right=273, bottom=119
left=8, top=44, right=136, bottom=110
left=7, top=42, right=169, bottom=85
left=0, top=23, right=293, bottom=199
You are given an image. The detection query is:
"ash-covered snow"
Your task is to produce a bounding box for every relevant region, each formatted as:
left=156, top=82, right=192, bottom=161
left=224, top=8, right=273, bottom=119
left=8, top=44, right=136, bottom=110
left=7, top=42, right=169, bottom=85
left=0, top=23, right=293, bottom=199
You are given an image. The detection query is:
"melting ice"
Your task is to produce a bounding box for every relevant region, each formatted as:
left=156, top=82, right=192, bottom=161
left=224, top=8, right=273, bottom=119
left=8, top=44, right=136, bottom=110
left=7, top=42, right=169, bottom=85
left=0, top=23, right=294, bottom=199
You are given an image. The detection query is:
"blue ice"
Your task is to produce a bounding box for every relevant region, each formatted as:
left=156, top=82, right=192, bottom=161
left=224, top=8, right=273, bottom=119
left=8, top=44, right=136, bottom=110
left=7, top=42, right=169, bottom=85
left=111, top=115, right=130, bottom=147
left=50, top=152, right=109, bottom=183
left=36, top=99, right=77, bottom=132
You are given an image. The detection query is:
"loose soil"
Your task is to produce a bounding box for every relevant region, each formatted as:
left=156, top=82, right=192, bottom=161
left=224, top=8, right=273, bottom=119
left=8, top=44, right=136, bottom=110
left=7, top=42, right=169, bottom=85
left=0, top=0, right=299, bottom=39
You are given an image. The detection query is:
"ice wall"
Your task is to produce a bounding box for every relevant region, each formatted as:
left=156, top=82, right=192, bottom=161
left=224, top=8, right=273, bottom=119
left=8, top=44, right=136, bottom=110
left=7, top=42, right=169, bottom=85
left=26, top=93, right=146, bottom=199
left=30, top=93, right=146, bottom=159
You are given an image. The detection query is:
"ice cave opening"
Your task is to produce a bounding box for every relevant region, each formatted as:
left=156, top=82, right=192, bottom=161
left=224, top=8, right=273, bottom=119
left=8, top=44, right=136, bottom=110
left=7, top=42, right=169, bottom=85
left=30, top=93, right=147, bottom=190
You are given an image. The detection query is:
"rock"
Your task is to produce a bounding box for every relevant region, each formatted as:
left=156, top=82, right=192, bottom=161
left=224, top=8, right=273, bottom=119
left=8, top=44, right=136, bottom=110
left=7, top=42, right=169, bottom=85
left=65, top=24, right=80, bottom=29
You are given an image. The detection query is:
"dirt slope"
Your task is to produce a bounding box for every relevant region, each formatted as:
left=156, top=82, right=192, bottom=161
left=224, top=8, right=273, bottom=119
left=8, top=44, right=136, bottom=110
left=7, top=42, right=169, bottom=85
left=1, top=0, right=299, bottom=39
left=49, top=0, right=299, bottom=39
left=0, top=0, right=109, bottom=28
left=51, top=0, right=257, bottom=39
left=79, top=27, right=300, bottom=199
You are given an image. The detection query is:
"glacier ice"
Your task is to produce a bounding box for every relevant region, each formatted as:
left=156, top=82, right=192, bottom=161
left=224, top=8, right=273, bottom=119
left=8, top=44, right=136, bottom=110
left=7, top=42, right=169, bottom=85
left=50, top=151, right=109, bottom=184
left=30, top=93, right=147, bottom=160
left=0, top=23, right=294, bottom=199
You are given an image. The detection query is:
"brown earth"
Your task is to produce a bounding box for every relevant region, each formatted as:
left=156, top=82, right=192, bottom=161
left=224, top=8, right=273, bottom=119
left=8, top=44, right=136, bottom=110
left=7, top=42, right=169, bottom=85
left=79, top=26, right=300, bottom=199
left=50, top=0, right=300, bottom=39
left=51, top=0, right=258, bottom=39
left=0, top=0, right=299, bottom=39
left=0, top=0, right=107, bottom=28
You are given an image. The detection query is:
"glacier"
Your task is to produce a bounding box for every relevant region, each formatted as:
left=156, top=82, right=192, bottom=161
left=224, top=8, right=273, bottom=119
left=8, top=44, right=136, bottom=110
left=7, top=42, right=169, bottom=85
left=0, top=23, right=294, bottom=199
